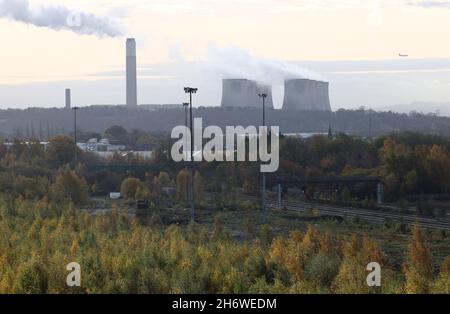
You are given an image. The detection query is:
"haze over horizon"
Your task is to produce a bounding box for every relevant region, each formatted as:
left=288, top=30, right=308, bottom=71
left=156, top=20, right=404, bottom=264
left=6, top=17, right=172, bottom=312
left=0, top=0, right=450, bottom=113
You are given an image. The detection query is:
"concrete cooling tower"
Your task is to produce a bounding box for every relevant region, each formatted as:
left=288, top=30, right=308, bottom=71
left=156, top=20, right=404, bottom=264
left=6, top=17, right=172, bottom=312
left=257, top=84, right=274, bottom=109
left=282, top=79, right=331, bottom=111
left=316, top=81, right=331, bottom=111
left=221, top=79, right=274, bottom=109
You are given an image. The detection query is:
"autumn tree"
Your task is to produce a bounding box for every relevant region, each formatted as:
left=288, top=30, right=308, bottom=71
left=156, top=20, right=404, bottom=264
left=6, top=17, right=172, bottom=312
left=423, top=145, right=450, bottom=192
left=152, top=172, right=172, bottom=197
left=194, top=171, right=205, bottom=202
left=332, top=235, right=369, bottom=294
left=120, top=178, right=142, bottom=200
left=432, top=257, right=450, bottom=293
left=52, top=167, right=89, bottom=205
left=135, top=184, right=150, bottom=200
left=403, top=225, right=434, bottom=294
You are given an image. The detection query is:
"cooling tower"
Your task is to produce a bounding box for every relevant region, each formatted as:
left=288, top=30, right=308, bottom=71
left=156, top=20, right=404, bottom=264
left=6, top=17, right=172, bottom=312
left=257, top=84, right=274, bottom=109
left=221, top=79, right=274, bottom=109
left=320, top=81, right=331, bottom=111
left=309, top=80, right=320, bottom=110
left=126, top=38, right=137, bottom=107
left=282, top=79, right=311, bottom=111
left=282, top=79, right=331, bottom=111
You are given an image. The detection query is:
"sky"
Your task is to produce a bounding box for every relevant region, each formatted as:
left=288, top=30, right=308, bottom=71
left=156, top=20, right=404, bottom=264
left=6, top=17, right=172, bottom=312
left=0, top=0, right=450, bottom=114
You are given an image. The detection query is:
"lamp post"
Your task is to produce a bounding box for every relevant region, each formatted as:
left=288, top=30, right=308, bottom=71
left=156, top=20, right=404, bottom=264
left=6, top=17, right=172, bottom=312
left=72, top=106, right=79, bottom=165
left=184, top=87, right=198, bottom=222
left=258, top=93, right=267, bottom=221
left=183, top=102, right=189, bottom=160
left=182, top=102, right=190, bottom=205
left=258, top=93, right=267, bottom=127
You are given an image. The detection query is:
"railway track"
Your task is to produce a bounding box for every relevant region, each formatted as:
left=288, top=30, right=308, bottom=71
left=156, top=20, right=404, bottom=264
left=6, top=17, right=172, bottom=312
left=258, top=198, right=450, bottom=230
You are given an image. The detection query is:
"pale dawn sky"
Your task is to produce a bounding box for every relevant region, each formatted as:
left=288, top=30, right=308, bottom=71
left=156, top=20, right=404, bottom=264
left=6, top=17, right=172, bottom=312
left=1, top=0, right=450, bottom=113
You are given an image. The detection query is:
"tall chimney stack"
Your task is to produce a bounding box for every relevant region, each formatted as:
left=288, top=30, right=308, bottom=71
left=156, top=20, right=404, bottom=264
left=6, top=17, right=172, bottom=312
left=65, top=89, right=71, bottom=109
left=126, top=38, right=137, bottom=107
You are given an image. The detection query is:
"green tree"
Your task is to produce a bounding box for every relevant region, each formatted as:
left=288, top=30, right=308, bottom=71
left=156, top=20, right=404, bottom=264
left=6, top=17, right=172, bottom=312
left=47, top=136, right=80, bottom=167
left=157, top=172, right=171, bottom=187
left=404, top=170, right=419, bottom=194
left=305, top=254, right=340, bottom=290
left=17, top=261, right=49, bottom=294
left=0, top=142, right=8, bottom=159
left=176, top=169, right=189, bottom=202
left=11, top=139, right=27, bottom=160
left=104, top=125, right=128, bottom=141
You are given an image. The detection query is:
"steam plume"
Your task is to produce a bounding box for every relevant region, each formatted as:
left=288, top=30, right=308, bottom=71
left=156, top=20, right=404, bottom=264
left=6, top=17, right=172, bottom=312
left=0, top=0, right=123, bottom=37
left=205, top=45, right=327, bottom=83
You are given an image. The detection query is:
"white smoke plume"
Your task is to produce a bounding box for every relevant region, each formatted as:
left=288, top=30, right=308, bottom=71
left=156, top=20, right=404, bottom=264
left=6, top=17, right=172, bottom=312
left=0, top=0, right=123, bottom=37
left=204, top=45, right=328, bottom=84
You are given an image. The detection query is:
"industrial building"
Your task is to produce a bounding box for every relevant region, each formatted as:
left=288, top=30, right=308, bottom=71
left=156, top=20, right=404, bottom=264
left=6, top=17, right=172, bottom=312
left=282, top=79, right=331, bottom=111
left=126, top=38, right=138, bottom=107
left=221, top=79, right=274, bottom=109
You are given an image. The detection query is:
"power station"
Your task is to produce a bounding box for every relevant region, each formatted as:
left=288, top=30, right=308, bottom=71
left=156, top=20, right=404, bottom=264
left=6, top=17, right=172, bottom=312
left=220, top=78, right=330, bottom=111
left=282, top=79, right=331, bottom=111
left=126, top=38, right=138, bottom=107
left=122, top=38, right=330, bottom=111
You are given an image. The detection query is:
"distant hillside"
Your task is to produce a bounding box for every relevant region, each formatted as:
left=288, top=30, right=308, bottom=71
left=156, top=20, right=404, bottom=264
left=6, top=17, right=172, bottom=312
left=0, top=106, right=449, bottom=139
left=378, top=102, right=450, bottom=117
